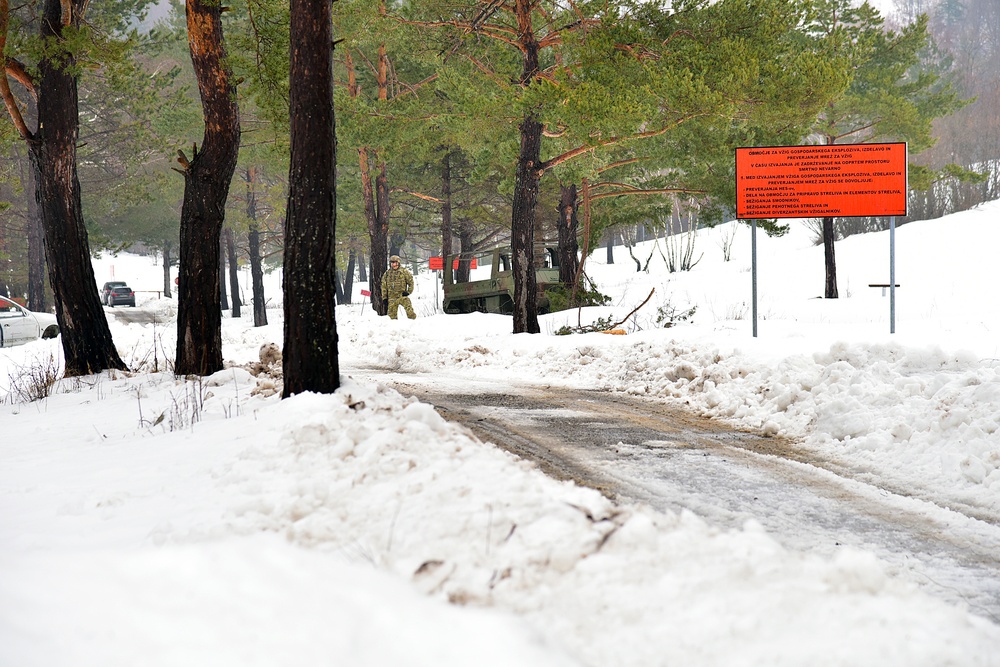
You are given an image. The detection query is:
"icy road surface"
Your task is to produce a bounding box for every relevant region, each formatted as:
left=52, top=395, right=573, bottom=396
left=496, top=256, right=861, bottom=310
left=349, top=368, right=1000, bottom=625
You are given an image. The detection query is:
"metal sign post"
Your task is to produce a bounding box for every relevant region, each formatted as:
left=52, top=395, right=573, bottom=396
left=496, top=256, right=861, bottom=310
left=890, top=216, right=896, bottom=334
left=752, top=219, right=758, bottom=338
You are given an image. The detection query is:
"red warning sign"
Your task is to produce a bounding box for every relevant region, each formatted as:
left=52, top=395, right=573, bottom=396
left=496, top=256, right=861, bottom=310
left=428, top=256, right=477, bottom=270
left=736, top=143, right=907, bottom=219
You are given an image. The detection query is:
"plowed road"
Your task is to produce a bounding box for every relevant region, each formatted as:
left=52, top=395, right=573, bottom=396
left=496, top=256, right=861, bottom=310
left=350, top=368, right=1000, bottom=624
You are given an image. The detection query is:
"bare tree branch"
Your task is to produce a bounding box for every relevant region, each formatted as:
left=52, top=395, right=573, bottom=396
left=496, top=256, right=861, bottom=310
left=392, top=187, right=444, bottom=204
left=0, top=0, right=34, bottom=139
left=589, top=185, right=706, bottom=201
left=540, top=113, right=708, bottom=174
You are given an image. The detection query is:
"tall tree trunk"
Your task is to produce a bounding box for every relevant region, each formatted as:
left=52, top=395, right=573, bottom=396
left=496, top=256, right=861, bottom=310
left=0, top=206, right=8, bottom=297
left=378, top=163, right=394, bottom=255
left=162, top=241, right=172, bottom=298
left=283, top=0, right=339, bottom=397
left=357, top=248, right=367, bottom=282
left=822, top=216, right=838, bottom=298
left=20, top=0, right=126, bottom=376
left=441, top=148, right=453, bottom=263
left=606, top=229, right=614, bottom=264
left=389, top=230, right=404, bottom=258
left=570, top=177, right=593, bottom=302
left=175, top=0, right=240, bottom=376
left=225, top=227, right=241, bottom=317
left=821, top=134, right=839, bottom=299
left=360, top=147, right=387, bottom=315
left=334, top=268, right=345, bottom=305
left=26, top=160, right=45, bottom=311
left=219, top=240, right=229, bottom=311
left=456, top=223, right=473, bottom=284
left=6, top=109, right=40, bottom=306
left=348, top=49, right=390, bottom=315
left=341, top=247, right=356, bottom=304
left=511, top=114, right=542, bottom=334
left=244, top=166, right=266, bottom=326
left=511, top=0, right=541, bottom=334
left=557, top=183, right=580, bottom=285
left=248, top=224, right=267, bottom=326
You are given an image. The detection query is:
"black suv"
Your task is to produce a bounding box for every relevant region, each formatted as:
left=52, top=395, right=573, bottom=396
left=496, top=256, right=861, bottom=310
left=107, top=285, right=136, bottom=308
left=101, top=281, right=128, bottom=306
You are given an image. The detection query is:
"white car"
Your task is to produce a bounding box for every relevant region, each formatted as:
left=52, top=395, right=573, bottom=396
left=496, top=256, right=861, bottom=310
left=0, top=295, right=60, bottom=348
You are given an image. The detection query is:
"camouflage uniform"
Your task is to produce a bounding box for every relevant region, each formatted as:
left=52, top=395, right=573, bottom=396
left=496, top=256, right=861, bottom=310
left=381, top=255, right=416, bottom=320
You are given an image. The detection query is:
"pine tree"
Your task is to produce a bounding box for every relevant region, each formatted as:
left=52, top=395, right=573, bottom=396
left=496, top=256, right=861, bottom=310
left=392, top=0, right=845, bottom=331
left=0, top=0, right=128, bottom=375
left=803, top=0, right=967, bottom=298
left=282, top=0, right=339, bottom=397
left=173, top=0, right=241, bottom=376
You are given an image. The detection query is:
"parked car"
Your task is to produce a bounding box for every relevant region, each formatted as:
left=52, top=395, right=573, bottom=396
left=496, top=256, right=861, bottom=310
left=0, top=295, right=59, bottom=348
left=101, top=281, right=128, bottom=306
left=107, top=285, right=136, bottom=308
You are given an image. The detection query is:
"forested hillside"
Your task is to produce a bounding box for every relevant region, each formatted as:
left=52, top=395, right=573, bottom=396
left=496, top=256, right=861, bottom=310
left=1, top=0, right=995, bottom=343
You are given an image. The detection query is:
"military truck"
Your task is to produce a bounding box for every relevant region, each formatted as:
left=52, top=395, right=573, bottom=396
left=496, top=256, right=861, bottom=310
left=442, top=245, right=564, bottom=315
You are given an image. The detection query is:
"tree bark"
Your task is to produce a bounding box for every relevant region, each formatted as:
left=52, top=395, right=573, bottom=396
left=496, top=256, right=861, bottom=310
left=175, top=0, right=240, bottom=376
left=225, top=227, right=241, bottom=317
left=457, top=223, right=474, bottom=284
left=360, top=147, right=387, bottom=315
left=334, top=269, right=345, bottom=305
left=26, top=158, right=45, bottom=312
left=0, top=200, right=8, bottom=297
left=162, top=242, right=173, bottom=298
left=378, top=163, right=395, bottom=254
left=282, top=0, right=339, bottom=397
left=557, top=183, right=580, bottom=285
left=372, top=162, right=390, bottom=314
left=219, top=240, right=229, bottom=311
left=244, top=166, right=267, bottom=326
left=510, top=0, right=541, bottom=334
left=441, top=148, right=453, bottom=263
left=821, top=133, right=839, bottom=299
left=389, top=229, right=405, bottom=258
left=344, top=248, right=356, bottom=300
left=511, top=113, right=542, bottom=334
left=347, top=49, right=391, bottom=315
left=822, top=216, right=839, bottom=298
left=23, top=0, right=126, bottom=376
left=248, top=224, right=267, bottom=326
left=336, top=247, right=355, bottom=305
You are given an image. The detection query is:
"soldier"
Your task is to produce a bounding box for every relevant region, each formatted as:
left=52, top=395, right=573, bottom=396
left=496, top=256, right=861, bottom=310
left=381, top=255, right=416, bottom=320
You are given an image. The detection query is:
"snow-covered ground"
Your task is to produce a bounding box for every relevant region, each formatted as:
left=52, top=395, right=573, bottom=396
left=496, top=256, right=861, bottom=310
left=2, top=200, right=1000, bottom=665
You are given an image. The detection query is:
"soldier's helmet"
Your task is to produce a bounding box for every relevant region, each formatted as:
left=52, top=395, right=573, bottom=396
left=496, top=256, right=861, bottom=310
left=390, top=255, right=401, bottom=264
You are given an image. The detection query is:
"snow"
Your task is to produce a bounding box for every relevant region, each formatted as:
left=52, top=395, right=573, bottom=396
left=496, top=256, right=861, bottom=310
left=2, top=200, right=1000, bottom=665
